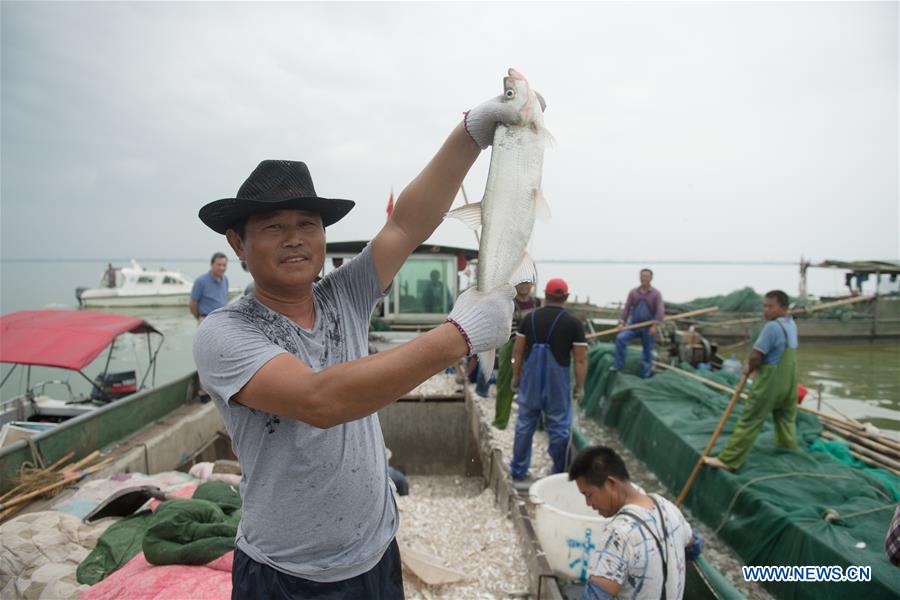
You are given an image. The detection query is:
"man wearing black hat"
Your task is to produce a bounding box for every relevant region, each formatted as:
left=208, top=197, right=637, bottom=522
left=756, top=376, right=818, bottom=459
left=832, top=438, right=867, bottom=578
left=193, top=95, right=519, bottom=598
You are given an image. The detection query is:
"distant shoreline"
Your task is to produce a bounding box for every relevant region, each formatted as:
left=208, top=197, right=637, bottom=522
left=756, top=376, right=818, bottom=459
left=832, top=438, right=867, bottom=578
left=1, top=258, right=804, bottom=266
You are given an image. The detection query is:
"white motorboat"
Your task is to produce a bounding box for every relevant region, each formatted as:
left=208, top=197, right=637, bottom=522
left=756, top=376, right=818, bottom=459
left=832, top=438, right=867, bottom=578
left=76, top=260, right=240, bottom=308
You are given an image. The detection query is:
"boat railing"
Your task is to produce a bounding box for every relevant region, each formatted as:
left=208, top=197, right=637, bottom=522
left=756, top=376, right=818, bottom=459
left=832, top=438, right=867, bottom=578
left=0, top=395, right=31, bottom=421
left=30, top=380, right=78, bottom=403
left=0, top=371, right=200, bottom=494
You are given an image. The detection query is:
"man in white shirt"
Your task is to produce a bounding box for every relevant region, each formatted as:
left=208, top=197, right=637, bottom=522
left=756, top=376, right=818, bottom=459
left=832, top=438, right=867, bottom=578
left=569, top=446, right=702, bottom=600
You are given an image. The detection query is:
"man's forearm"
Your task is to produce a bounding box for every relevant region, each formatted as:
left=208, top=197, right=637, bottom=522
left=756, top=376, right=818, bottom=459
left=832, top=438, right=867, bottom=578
left=512, top=337, right=526, bottom=383
left=620, top=297, right=633, bottom=323
left=283, top=324, right=469, bottom=428
left=575, top=360, right=587, bottom=390
left=747, top=350, right=763, bottom=373
left=390, top=123, right=480, bottom=245
left=189, top=300, right=200, bottom=319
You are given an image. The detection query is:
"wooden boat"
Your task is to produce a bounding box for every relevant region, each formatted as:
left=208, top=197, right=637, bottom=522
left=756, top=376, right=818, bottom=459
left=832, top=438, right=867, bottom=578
left=0, top=310, right=165, bottom=445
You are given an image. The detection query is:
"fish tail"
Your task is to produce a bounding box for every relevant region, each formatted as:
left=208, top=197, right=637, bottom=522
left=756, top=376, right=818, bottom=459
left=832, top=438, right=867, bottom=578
left=477, top=349, right=496, bottom=385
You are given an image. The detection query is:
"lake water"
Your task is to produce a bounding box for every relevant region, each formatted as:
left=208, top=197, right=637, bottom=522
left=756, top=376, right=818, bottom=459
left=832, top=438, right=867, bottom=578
left=1, top=258, right=897, bottom=431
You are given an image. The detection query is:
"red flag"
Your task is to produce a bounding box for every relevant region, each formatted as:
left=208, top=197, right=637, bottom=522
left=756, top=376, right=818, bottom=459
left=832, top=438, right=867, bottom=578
left=386, top=188, right=394, bottom=219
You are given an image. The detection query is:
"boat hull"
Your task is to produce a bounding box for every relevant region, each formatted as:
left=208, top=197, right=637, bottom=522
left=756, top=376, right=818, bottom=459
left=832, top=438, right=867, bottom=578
left=79, top=290, right=242, bottom=308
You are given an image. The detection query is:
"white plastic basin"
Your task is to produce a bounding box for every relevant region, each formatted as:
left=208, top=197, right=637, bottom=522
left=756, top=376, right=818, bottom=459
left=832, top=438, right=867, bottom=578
left=528, top=473, right=610, bottom=583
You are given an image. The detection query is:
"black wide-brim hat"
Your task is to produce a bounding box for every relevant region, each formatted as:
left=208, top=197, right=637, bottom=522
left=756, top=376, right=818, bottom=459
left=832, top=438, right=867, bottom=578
left=199, top=160, right=355, bottom=234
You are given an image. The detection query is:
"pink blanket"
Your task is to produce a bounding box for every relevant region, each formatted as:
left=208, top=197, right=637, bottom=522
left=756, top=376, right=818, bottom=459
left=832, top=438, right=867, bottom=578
left=80, top=551, right=232, bottom=599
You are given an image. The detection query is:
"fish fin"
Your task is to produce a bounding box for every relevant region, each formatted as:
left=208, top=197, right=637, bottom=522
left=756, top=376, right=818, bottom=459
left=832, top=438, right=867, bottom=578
left=510, top=251, right=537, bottom=286
left=533, top=190, right=552, bottom=222
left=537, top=125, right=555, bottom=148
left=535, top=91, right=547, bottom=112
left=477, top=349, right=496, bottom=382
left=445, top=203, right=482, bottom=231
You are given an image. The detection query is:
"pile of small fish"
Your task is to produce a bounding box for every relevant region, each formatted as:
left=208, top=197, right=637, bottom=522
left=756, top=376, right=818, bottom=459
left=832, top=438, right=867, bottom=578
left=397, top=476, right=531, bottom=599
left=473, top=388, right=554, bottom=480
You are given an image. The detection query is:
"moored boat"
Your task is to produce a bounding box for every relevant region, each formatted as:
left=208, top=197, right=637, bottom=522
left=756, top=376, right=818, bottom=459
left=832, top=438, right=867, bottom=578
left=75, top=259, right=241, bottom=308
left=0, top=310, right=165, bottom=446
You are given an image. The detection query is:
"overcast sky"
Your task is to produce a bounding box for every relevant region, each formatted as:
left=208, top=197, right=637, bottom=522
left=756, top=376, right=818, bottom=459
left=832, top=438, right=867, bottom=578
left=1, top=1, right=897, bottom=264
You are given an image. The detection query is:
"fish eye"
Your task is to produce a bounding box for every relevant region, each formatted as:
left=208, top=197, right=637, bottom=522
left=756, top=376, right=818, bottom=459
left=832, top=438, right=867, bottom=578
left=505, top=89, right=515, bottom=99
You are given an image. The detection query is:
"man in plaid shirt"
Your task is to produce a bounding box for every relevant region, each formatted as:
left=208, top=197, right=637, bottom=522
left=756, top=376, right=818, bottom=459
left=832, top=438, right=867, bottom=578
left=886, top=505, right=900, bottom=566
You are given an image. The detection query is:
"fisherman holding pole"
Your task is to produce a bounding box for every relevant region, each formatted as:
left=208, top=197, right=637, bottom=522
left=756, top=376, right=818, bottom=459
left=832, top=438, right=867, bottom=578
left=192, top=93, right=520, bottom=597
left=612, top=269, right=664, bottom=379
left=705, top=290, right=799, bottom=471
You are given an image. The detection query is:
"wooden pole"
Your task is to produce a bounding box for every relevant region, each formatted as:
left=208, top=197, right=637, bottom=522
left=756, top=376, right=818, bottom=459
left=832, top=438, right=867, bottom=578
left=821, top=418, right=900, bottom=453
left=653, top=361, right=880, bottom=431
left=676, top=374, right=749, bottom=506
left=697, top=295, right=874, bottom=328
left=654, top=361, right=900, bottom=463
left=821, top=422, right=900, bottom=459
left=821, top=432, right=900, bottom=475
left=587, top=306, right=720, bottom=340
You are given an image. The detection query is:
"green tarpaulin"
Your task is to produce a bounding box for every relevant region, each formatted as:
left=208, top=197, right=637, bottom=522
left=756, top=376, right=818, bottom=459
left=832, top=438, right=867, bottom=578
left=580, top=343, right=899, bottom=600
left=77, top=481, right=241, bottom=585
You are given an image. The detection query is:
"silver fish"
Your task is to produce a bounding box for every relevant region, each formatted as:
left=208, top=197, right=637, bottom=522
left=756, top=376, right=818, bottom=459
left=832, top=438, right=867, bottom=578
left=448, top=68, right=552, bottom=378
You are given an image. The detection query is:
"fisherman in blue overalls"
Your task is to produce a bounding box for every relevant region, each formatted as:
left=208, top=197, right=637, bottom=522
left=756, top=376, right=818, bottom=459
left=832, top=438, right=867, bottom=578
left=511, top=278, right=588, bottom=488
left=613, top=269, right=665, bottom=379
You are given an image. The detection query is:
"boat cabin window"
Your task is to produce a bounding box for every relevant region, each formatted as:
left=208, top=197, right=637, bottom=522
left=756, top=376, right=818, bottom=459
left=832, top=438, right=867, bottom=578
left=162, top=276, right=180, bottom=284
left=137, top=276, right=155, bottom=284
left=395, top=258, right=455, bottom=314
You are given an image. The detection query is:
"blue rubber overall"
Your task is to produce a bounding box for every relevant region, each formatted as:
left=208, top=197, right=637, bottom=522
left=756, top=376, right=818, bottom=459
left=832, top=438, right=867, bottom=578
left=613, top=299, right=656, bottom=378
left=511, top=310, right=572, bottom=480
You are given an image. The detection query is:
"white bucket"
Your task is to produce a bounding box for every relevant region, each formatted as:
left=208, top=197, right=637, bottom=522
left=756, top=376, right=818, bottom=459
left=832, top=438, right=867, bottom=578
left=528, top=473, right=610, bottom=583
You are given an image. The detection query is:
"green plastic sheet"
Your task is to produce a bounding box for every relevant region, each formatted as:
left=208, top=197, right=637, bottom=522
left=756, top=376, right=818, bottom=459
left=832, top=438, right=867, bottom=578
left=580, top=343, right=899, bottom=600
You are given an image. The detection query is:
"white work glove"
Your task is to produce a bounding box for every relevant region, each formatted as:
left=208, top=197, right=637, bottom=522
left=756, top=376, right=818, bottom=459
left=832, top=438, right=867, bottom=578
left=446, top=286, right=515, bottom=355
left=464, top=96, right=521, bottom=149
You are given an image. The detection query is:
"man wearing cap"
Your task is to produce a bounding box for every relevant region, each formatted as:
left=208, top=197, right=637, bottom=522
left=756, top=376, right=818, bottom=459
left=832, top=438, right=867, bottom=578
left=613, top=268, right=664, bottom=379
left=510, top=278, right=588, bottom=487
left=193, top=95, right=520, bottom=598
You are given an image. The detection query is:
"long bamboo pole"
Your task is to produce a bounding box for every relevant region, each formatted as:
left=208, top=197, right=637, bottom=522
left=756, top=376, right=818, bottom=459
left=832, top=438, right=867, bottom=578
left=654, top=361, right=900, bottom=462
left=821, top=432, right=900, bottom=475
left=676, top=374, right=749, bottom=506
left=822, top=418, right=900, bottom=453
left=821, top=423, right=900, bottom=459
left=587, top=306, right=720, bottom=340
left=697, top=295, right=874, bottom=329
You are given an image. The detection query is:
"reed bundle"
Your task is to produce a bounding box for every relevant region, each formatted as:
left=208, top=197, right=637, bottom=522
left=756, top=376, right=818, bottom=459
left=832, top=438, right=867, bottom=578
left=0, top=451, right=114, bottom=522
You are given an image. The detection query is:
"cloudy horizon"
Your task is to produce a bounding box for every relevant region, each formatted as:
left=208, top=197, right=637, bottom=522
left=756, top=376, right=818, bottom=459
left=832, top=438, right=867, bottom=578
left=2, top=2, right=897, bottom=265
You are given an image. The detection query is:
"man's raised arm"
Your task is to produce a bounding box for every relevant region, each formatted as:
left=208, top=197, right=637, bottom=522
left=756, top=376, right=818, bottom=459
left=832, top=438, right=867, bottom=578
left=231, top=284, right=515, bottom=428
left=371, top=97, right=519, bottom=290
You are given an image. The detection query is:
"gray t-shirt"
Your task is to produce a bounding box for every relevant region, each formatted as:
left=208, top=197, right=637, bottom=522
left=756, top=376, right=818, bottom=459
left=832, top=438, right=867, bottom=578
left=192, top=244, right=397, bottom=582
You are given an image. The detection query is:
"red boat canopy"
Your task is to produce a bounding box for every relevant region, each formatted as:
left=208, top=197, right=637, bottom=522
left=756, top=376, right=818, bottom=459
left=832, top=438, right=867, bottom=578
left=0, top=310, right=159, bottom=371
